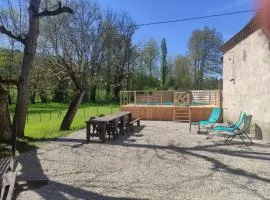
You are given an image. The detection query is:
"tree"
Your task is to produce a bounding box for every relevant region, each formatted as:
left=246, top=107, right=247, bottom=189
left=174, top=55, right=192, bottom=90
left=42, top=0, right=103, bottom=130
left=144, top=39, right=159, bottom=77
left=0, top=0, right=73, bottom=138
left=160, top=38, right=168, bottom=89
left=101, top=12, right=136, bottom=99
left=188, top=26, right=223, bottom=89
left=0, top=85, right=13, bottom=141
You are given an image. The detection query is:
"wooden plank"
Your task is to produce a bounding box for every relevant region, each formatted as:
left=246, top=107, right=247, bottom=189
left=91, top=111, right=132, bottom=123
left=120, top=104, right=216, bottom=122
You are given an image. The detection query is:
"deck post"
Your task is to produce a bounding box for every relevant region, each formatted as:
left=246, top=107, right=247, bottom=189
left=148, top=91, right=150, bottom=105
left=209, top=90, right=211, bottom=105
left=161, top=91, right=163, bottom=104
left=134, top=91, right=136, bottom=105
left=122, top=91, right=124, bottom=105
left=123, top=91, right=125, bottom=105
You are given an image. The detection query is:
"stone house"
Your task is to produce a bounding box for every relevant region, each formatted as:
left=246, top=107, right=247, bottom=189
left=221, top=17, right=270, bottom=141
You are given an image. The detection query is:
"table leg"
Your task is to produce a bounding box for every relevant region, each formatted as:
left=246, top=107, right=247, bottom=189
left=99, top=123, right=106, bottom=142
left=128, top=113, right=132, bottom=121
left=120, top=117, right=124, bottom=135
left=86, top=123, right=90, bottom=142
left=128, top=113, right=132, bottom=132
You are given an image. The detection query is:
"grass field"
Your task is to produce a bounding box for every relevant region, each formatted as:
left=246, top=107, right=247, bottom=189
left=9, top=103, right=119, bottom=140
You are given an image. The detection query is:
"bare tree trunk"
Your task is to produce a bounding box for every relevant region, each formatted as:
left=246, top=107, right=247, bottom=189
left=12, top=0, right=41, bottom=138
left=90, top=85, right=97, bottom=102
left=105, top=86, right=111, bottom=99
left=8, top=93, right=12, bottom=104
left=40, top=89, right=48, bottom=103
left=30, top=91, right=36, bottom=104
left=60, top=90, right=85, bottom=131
left=0, top=85, right=12, bottom=141
left=114, top=86, right=121, bottom=101
left=1, top=0, right=73, bottom=137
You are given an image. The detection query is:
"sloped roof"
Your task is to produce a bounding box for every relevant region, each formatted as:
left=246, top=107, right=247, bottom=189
left=220, top=17, right=259, bottom=53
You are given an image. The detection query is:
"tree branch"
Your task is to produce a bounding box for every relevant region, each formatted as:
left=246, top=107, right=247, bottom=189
left=0, top=25, right=26, bottom=45
left=0, top=76, right=18, bottom=86
left=36, top=2, right=74, bottom=17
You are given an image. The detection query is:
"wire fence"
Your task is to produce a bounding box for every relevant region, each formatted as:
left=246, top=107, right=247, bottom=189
left=10, top=105, right=120, bottom=124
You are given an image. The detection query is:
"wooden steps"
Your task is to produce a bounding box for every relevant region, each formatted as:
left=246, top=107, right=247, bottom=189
left=173, top=106, right=190, bottom=123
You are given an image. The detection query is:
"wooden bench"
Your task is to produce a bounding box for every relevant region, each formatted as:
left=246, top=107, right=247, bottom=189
left=129, top=118, right=141, bottom=131
left=0, top=156, right=16, bottom=200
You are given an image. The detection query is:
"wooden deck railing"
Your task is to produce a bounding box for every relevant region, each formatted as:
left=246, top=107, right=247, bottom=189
left=120, top=90, right=222, bottom=107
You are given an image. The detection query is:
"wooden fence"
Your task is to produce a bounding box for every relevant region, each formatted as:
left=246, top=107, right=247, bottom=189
left=120, top=90, right=222, bottom=107
left=191, top=90, right=221, bottom=107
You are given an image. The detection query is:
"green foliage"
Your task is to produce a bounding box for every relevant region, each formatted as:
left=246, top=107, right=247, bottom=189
left=0, top=48, right=22, bottom=79
left=144, top=39, right=159, bottom=77
left=188, top=26, right=223, bottom=89
left=132, top=74, right=160, bottom=90
left=160, top=38, right=168, bottom=89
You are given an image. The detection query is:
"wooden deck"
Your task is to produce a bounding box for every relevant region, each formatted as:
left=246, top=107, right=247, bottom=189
left=120, top=104, right=219, bottom=122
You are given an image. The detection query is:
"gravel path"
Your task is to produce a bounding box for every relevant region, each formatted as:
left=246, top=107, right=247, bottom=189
left=15, top=121, right=270, bottom=200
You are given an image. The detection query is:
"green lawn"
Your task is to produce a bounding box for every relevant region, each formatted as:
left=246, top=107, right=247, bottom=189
left=9, top=103, right=119, bottom=140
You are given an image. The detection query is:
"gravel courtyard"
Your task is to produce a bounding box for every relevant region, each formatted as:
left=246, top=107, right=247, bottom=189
left=16, top=121, right=270, bottom=200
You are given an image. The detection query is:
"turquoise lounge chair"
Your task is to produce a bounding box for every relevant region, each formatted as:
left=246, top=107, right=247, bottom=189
left=199, top=107, right=221, bottom=131
left=212, top=112, right=247, bottom=132
left=210, top=114, right=253, bottom=146
left=223, top=115, right=253, bottom=146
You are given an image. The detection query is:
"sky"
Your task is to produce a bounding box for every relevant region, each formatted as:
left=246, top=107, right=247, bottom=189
left=97, top=0, right=255, bottom=56
left=0, top=0, right=255, bottom=56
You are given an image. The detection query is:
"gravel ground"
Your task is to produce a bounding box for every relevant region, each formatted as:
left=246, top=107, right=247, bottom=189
left=15, top=121, right=270, bottom=200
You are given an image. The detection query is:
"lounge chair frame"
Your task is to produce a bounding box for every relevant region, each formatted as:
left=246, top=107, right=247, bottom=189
left=223, top=115, right=253, bottom=146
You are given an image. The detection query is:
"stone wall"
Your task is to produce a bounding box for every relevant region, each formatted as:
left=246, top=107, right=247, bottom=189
left=223, top=29, right=270, bottom=141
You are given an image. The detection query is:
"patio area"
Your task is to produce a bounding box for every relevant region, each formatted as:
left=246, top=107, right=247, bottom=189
left=16, top=121, right=270, bottom=200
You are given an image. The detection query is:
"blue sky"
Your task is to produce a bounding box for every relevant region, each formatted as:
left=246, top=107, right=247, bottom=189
left=97, top=0, right=255, bottom=56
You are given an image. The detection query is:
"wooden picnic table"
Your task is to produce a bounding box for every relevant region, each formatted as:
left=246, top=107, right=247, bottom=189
left=86, top=111, right=132, bottom=142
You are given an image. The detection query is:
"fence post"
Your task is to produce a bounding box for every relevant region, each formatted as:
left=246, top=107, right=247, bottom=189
left=120, top=91, right=122, bottom=106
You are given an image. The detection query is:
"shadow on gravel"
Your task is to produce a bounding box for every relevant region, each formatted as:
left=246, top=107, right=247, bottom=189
left=15, top=123, right=270, bottom=199
left=118, top=141, right=270, bottom=184
left=14, top=126, right=147, bottom=200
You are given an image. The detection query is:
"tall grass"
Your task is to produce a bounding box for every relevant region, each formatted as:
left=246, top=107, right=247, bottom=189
left=9, top=103, right=119, bottom=140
